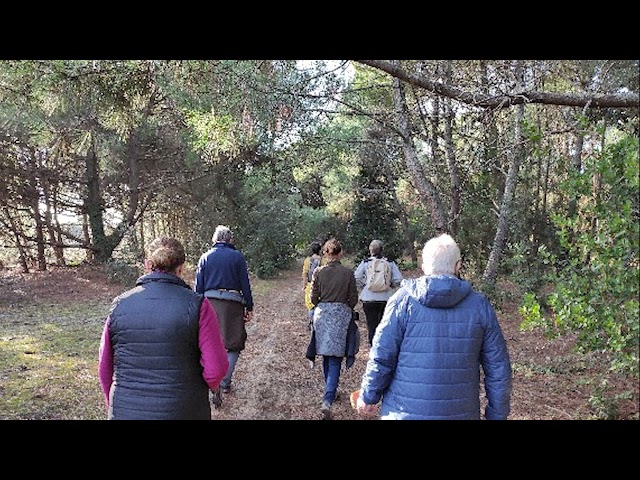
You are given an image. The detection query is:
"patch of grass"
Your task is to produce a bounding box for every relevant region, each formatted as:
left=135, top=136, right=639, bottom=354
left=247, top=276, right=272, bottom=296
left=0, top=302, right=110, bottom=420
left=0, top=276, right=280, bottom=419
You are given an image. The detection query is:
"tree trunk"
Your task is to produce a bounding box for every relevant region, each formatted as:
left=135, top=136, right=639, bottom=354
left=82, top=213, right=93, bottom=263
left=529, top=116, right=544, bottom=261
left=482, top=61, right=526, bottom=286
left=443, top=60, right=461, bottom=235
left=567, top=131, right=584, bottom=219
left=380, top=161, right=417, bottom=262
left=139, top=216, right=145, bottom=260
left=84, top=135, right=111, bottom=263
left=480, top=61, right=505, bottom=207
left=3, top=207, right=30, bottom=273
left=26, top=168, right=47, bottom=271
left=392, top=61, right=448, bottom=234
left=126, top=131, right=140, bottom=226
left=42, top=169, right=66, bottom=266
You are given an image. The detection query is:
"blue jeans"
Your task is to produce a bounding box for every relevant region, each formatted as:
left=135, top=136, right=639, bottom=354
left=322, top=355, right=342, bottom=404
left=221, top=350, right=240, bottom=389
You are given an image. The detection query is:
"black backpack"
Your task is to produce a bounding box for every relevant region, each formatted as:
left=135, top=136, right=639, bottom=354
left=307, top=256, right=321, bottom=282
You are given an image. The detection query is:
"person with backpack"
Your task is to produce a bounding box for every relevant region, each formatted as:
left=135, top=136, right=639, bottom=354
left=353, top=239, right=403, bottom=346
left=301, top=241, right=323, bottom=326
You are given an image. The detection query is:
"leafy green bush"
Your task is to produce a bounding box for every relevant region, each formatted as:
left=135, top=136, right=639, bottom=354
left=520, top=134, right=639, bottom=376
left=397, top=257, right=418, bottom=271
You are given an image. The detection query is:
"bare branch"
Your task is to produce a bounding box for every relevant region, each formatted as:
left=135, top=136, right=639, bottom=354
left=355, top=60, right=640, bottom=109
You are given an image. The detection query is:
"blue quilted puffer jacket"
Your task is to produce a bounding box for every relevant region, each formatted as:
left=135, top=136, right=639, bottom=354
left=360, top=275, right=512, bottom=420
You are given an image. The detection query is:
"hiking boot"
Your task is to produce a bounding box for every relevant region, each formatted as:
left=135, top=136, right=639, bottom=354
left=321, top=400, right=332, bottom=420
left=210, top=387, right=222, bottom=408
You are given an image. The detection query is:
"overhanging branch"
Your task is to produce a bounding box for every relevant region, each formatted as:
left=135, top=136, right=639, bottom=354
left=355, top=60, right=640, bottom=110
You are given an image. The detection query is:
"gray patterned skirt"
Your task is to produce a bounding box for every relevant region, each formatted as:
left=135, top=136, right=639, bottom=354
left=312, top=302, right=352, bottom=357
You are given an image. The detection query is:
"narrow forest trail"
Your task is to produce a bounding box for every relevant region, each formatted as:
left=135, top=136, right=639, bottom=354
left=210, top=263, right=372, bottom=420
left=2, top=261, right=635, bottom=420
left=206, top=261, right=638, bottom=421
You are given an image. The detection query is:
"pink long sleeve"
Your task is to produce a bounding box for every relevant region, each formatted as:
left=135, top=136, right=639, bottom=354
left=97, top=318, right=114, bottom=409
left=199, top=299, right=229, bottom=390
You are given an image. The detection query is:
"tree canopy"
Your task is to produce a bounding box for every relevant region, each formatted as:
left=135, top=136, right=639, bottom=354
left=1, top=59, right=638, bottom=375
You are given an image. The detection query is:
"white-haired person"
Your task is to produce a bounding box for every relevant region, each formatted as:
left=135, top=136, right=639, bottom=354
left=194, top=225, right=254, bottom=407
left=355, top=233, right=512, bottom=420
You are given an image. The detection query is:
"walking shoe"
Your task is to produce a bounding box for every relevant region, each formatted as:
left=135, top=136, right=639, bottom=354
left=210, top=387, right=222, bottom=408
left=321, top=400, right=332, bottom=420
left=221, top=385, right=231, bottom=394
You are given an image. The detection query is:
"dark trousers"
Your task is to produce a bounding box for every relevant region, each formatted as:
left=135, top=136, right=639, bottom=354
left=362, top=301, right=387, bottom=346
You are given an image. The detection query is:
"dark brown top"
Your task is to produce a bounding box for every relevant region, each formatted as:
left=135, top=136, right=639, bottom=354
left=310, top=260, right=358, bottom=308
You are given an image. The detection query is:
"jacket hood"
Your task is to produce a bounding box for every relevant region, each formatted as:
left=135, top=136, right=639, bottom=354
left=401, top=275, right=472, bottom=308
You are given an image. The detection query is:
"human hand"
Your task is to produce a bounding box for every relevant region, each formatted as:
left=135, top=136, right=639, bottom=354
left=244, top=310, right=253, bottom=323
left=354, top=391, right=377, bottom=416
left=351, top=390, right=377, bottom=416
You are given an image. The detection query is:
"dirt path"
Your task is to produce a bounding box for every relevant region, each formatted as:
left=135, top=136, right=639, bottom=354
left=208, top=262, right=638, bottom=421
left=210, top=264, right=371, bottom=420
left=2, top=262, right=636, bottom=420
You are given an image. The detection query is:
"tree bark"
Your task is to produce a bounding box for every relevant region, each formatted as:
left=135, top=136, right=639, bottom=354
left=380, top=161, right=417, bottom=262
left=84, top=135, right=113, bottom=263
left=82, top=213, right=93, bottom=263
left=2, top=207, right=30, bottom=273
left=443, top=60, right=461, bottom=235
left=567, top=131, right=584, bottom=219
left=391, top=61, right=448, bottom=234
left=26, top=161, right=47, bottom=271
left=41, top=152, right=66, bottom=266
left=482, top=61, right=526, bottom=286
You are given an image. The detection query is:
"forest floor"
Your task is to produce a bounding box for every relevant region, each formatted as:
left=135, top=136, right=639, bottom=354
left=0, top=261, right=638, bottom=421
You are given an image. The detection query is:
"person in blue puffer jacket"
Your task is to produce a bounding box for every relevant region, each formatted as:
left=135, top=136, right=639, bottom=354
left=355, top=233, right=512, bottom=420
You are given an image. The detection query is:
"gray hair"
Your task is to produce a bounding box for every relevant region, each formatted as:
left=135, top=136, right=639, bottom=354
left=422, top=234, right=461, bottom=275
left=369, top=239, right=383, bottom=256
left=212, top=225, right=234, bottom=243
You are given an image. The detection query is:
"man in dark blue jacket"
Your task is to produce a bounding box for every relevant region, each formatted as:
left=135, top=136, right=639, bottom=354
left=356, top=233, right=512, bottom=420
left=195, top=225, right=254, bottom=403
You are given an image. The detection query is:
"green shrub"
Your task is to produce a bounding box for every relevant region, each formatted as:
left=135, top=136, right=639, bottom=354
left=519, top=134, right=639, bottom=376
